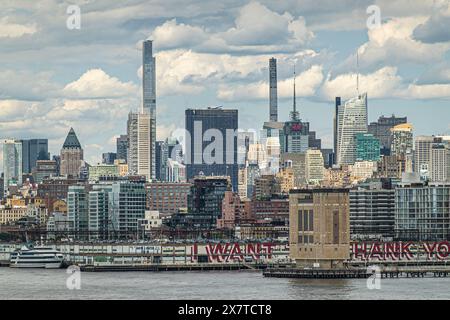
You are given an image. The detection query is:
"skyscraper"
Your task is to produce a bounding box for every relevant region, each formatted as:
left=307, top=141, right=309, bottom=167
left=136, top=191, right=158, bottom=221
left=127, top=112, right=153, bottom=182
left=269, top=57, right=278, bottom=122
left=109, top=181, right=147, bottom=237
left=60, top=128, right=84, bottom=178
left=368, top=115, right=407, bottom=155
left=282, top=68, right=310, bottom=153
left=116, top=135, right=128, bottom=163
left=155, top=140, right=168, bottom=181
left=67, top=185, right=89, bottom=238
left=430, top=142, right=450, bottom=182
left=335, top=93, right=368, bottom=166
left=2, top=139, right=22, bottom=195
left=185, top=107, right=239, bottom=191
left=21, top=139, right=49, bottom=174
left=414, top=136, right=438, bottom=179
left=142, top=40, right=156, bottom=180
left=390, top=123, right=413, bottom=156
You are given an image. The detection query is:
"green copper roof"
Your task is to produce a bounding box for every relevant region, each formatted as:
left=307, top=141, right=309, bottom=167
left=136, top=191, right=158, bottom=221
left=62, top=128, right=82, bottom=149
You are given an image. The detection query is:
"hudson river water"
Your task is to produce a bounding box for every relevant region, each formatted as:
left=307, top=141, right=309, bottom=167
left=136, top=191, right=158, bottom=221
left=1, top=268, right=450, bottom=299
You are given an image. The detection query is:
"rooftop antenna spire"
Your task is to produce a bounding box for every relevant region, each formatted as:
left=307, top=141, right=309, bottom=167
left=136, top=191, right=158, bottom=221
left=356, top=49, right=360, bottom=96
left=290, top=61, right=299, bottom=121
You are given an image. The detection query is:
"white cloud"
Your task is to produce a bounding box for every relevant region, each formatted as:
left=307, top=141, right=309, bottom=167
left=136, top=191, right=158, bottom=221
left=320, top=66, right=402, bottom=100
left=321, top=66, right=450, bottom=101
left=0, top=17, right=37, bottom=38
left=337, top=17, right=450, bottom=74
left=151, top=19, right=208, bottom=50
left=220, top=1, right=313, bottom=46
left=63, top=69, right=138, bottom=99
left=399, top=83, right=450, bottom=100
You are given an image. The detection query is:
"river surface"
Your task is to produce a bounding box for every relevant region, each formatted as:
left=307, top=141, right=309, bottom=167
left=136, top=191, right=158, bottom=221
left=1, top=267, right=449, bottom=299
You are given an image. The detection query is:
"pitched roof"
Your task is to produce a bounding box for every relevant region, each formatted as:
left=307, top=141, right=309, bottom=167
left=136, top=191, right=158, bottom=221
left=62, top=128, right=82, bottom=149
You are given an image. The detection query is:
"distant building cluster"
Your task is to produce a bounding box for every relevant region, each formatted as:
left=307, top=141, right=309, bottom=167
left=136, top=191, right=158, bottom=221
left=1, top=45, right=449, bottom=247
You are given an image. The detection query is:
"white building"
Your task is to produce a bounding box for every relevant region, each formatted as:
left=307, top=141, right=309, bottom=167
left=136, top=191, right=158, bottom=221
left=139, top=210, right=162, bottom=231
left=336, top=93, right=368, bottom=166
left=414, top=136, right=436, bottom=180
left=430, top=143, right=450, bottom=182
left=127, top=112, right=154, bottom=182
left=166, top=159, right=186, bottom=182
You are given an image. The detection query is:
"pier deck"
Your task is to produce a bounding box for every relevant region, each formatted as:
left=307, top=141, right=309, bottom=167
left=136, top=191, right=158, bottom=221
left=263, top=268, right=450, bottom=279
left=79, top=263, right=283, bottom=272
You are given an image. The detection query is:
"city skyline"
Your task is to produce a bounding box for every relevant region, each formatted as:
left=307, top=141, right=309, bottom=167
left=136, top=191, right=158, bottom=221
left=0, top=1, right=450, bottom=167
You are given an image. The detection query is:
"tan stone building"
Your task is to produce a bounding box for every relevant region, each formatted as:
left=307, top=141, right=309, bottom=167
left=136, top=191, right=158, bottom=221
left=289, top=188, right=350, bottom=269
left=276, top=167, right=295, bottom=193
left=60, top=128, right=84, bottom=178
left=0, top=207, right=28, bottom=225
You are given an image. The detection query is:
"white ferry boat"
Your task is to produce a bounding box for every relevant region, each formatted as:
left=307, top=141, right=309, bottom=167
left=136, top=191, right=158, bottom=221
left=10, top=245, right=64, bottom=269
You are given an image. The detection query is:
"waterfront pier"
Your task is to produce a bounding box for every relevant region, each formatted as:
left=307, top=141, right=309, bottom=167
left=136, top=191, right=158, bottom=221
left=263, top=267, right=450, bottom=279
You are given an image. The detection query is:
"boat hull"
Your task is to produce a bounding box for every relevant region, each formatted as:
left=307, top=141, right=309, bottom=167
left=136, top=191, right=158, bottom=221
left=9, top=261, right=63, bottom=269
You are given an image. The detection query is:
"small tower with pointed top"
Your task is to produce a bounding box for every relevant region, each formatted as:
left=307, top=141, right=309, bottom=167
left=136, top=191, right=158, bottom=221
left=60, top=128, right=84, bottom=178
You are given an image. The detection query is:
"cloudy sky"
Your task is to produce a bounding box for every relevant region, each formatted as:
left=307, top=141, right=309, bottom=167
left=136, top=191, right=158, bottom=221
left=1, top=0, right=450, bottom=165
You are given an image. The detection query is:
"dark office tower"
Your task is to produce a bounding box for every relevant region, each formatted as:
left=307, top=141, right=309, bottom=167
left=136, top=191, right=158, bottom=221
left=116, top=135, right=128, bottom=163
left=21, top=139, right=49, bottom=174
left=143, top=40, right=156, bottom=179
left=52, top=155, right=61, bottom=176
left=368, top=115, right=407, bottom=156
left=185, top=107, right=239, bottom=191
left=333, top=97, right=341, bottom=164
left=269, top=57, right=278, bottom=122
left=187, top=176, right=231, bottom=228
left=102, top=152, right=117, bottom=165
left=155, top=140, right=168, bottom=181
left=308, top=131, right=322, bottom=150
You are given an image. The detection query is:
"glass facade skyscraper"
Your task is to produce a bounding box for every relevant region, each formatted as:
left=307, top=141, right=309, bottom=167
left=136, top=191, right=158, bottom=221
left=185, top=107, right=239, bottom=191
left=2, top=139, right=22, bottom=196
left=336, top=93, right=368, bottom=166
left=109, top=181, right=147, bottom=237
left=395, top=182, right=450, bottom=241
left=355, top=133, right=380, bottom=161
left=21, top=139, right=49, bottom=174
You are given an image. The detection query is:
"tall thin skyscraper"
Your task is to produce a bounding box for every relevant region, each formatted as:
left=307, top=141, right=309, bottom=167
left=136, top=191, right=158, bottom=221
left=2, top=139, right=22, bottom=195
left=142, top=40, right=156, bottom=180
left=269, top=57, right=278, bottom=122
left=336, top=93, right=368, bottom=166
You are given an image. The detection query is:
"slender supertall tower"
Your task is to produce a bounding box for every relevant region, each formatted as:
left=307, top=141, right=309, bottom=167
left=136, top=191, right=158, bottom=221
left=269, top=58, right=278, bottom=122
left=142, top=40, right=156, bottom=180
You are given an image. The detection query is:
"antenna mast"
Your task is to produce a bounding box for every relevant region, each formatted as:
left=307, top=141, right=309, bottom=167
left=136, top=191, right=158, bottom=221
left=356, top=49, right=360, bottom=96
left=290, top=62, right=299, bottom=121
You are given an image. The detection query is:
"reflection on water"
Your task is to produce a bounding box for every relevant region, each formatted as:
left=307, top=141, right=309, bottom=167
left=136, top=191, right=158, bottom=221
left=1, top=268, right=450, bottom=300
